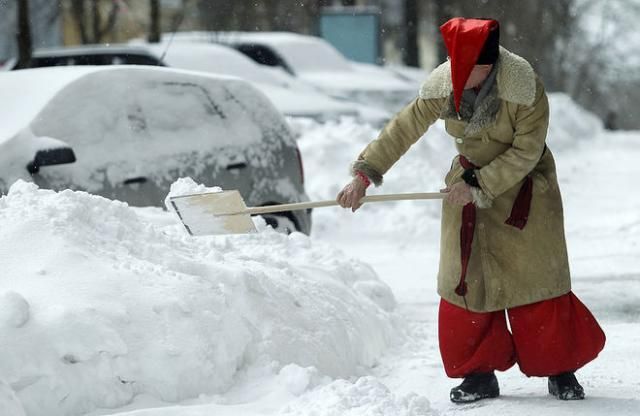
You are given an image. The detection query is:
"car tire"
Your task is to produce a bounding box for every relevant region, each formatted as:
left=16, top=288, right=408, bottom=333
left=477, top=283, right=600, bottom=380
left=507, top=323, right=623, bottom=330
left=261, top=214, right=298, bottom=234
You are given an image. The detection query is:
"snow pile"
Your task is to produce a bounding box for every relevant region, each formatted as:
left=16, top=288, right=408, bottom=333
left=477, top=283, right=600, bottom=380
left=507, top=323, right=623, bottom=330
left=0, top=380, right=26, bottom=416
left=163, top=177, right=222, bottom=210
left=0, top=180, right=398, bottom=416
left=98, top=364, right=435, bottom=416
left=279, top=376, right=433, bottom=416
left=547, top=93, right=604, bottom=150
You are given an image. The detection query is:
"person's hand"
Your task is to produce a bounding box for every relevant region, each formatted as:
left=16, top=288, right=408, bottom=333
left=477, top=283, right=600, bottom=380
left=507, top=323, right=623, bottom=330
left=441, top=181, right=473, bottom=206
left=336, top=177, right=367, bottom=212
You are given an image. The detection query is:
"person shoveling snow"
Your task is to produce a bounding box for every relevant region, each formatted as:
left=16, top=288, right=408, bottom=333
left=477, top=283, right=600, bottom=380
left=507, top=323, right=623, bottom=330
left=337, top=17, right=606, bottom=404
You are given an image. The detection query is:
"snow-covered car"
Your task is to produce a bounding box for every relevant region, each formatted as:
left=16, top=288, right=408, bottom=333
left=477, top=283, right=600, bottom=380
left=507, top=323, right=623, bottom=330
left=9, top=43, right=390, bottom=125
left=0, top=66, right=311, bottom=234
left=141, top=42, right=390, bottom=124
left=167, top=31, right=418, bottom=113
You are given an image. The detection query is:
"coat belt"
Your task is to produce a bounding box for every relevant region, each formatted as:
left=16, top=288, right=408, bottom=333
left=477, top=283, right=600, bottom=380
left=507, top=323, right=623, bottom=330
left=455, top=155, right=534, bottom=307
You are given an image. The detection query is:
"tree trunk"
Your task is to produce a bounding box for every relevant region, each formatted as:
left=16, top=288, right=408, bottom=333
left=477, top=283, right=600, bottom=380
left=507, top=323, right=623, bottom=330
left=432, top=0, right=455, bottom=64
left=91, top=0, right=101, bottom=43
left=149, top=0, right=161, bottom=42
left=16, top=0, right=33, bottom=69
left=404, top=0, right=419, bottom=66
left=70, top=0, right=89, bottom=44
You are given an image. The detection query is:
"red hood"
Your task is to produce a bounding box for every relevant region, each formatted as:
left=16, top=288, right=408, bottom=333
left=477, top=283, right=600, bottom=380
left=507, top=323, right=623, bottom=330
left=440, top=18, right=499, bottom=113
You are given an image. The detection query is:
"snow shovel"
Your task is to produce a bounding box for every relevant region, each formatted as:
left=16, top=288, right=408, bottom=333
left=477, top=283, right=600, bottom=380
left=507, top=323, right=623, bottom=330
left=169, top=190, right=445, bottom=236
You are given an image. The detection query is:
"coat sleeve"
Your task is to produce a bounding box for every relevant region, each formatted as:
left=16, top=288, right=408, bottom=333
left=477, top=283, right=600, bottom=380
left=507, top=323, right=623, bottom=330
left=476, top=77, right=549, bottom=199
left=351, top=97, right=445, bottom=186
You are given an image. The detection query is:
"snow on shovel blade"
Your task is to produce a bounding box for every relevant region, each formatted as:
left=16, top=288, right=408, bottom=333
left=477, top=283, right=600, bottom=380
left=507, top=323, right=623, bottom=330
left=169, top=190, right=256, bottom=236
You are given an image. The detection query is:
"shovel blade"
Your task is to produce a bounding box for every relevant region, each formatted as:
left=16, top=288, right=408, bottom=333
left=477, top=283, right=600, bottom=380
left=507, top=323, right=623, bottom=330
left=169, top=190, right=256, bottom=236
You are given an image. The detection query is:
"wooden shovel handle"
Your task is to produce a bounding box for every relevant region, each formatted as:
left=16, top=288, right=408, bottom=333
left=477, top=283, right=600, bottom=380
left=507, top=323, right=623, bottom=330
left=244, top=192, right=445, bottom=215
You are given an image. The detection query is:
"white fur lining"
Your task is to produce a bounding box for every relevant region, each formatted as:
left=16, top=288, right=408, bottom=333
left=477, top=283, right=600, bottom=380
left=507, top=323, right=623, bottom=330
left=419, top=47, right=536, bottom=107
left=470, top=187, right=493, bottom=209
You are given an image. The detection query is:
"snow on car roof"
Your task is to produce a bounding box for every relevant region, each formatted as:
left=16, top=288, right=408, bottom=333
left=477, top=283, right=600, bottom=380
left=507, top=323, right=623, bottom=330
left=166, top=31, right=415, bottom=94
left=144, top=42, right=283, bottom=86
left=133, top=42, right=369, bottom=120
left=170, top=30, right=318, bottom=45
left=0, top=66, right=105, bottom=144
left=0, top=65, right=251, bottom=146
left=169, top=31, right=354, bottom=73
left=0, top=65, right=297, bottom=192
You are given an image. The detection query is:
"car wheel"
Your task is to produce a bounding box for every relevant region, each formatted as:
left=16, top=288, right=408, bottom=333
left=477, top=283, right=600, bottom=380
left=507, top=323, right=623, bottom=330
left=261, top=214, right=298, bottom=234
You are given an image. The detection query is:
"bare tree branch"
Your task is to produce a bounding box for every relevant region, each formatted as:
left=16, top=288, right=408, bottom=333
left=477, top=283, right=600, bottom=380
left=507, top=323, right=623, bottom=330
left=91, top=0, right=100, bottom=42
left=97, top=0, right=120, bottom=42
left=70, top=0, right=89, bottom=44
left=148, top=0, right=161, bottom=42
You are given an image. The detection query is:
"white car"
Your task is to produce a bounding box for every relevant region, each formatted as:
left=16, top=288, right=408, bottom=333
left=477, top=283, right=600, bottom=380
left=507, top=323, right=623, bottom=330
left=0, top=66, right=312, bottom=233
left=167, top=31, right=419, bottom=114
left=141, top=42, right=390, bottom=124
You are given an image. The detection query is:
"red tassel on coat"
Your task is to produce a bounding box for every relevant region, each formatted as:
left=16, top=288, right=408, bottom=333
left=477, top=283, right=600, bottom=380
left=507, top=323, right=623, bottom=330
left=504, top=176, right=533, bottom=230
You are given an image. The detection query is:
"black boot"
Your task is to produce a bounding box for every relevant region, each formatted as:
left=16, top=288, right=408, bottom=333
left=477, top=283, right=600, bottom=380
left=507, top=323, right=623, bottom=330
left=450, top=372, right=500, bottom=403
left=548, top=372, right=585, bottom=400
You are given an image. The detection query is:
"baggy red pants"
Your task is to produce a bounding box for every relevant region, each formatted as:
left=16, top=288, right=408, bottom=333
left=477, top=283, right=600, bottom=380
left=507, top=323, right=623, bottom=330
left=438, top=292, right=606, bottom=378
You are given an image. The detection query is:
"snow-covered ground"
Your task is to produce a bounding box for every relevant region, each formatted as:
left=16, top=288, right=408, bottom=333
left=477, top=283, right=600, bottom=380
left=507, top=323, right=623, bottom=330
left=1, top=93, right=639, bottom=416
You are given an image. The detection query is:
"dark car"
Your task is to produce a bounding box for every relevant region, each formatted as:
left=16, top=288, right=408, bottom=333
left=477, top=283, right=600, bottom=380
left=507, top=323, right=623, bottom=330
left=3, top=45, right=165, bottom=69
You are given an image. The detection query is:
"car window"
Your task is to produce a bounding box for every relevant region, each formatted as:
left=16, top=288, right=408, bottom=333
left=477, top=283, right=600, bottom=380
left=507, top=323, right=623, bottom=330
left=114, top=54, right=164, bottom=66
left=30, top=53, right=163, bottom=68
left=31, top=56, right=89, bottom=67
left=236, top=45, right=290, bottom=71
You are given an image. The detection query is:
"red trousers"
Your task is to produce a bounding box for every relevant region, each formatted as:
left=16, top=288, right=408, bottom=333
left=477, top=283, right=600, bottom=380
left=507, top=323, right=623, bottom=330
left=438, top=292, right=606, bottom=378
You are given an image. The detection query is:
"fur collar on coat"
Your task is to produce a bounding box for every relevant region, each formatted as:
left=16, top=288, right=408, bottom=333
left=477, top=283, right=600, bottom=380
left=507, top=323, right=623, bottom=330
left=419, top=46, right=536, bottom=106
left=419, top=47, right=536, bottom=136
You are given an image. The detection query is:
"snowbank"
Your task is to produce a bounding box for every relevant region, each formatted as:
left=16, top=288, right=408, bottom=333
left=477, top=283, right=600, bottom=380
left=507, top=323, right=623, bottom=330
left=0, top=180, right=398, bottom=416
left=547, top=93, right=604, bottom=150
left=279, top=376, right=432, bottom=415
left=100, top=366, right=435, bottom=416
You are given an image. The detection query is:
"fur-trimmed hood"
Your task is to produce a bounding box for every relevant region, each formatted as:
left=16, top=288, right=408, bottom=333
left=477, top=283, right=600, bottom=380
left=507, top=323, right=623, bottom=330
left=419, top=47, right=536, bottom=107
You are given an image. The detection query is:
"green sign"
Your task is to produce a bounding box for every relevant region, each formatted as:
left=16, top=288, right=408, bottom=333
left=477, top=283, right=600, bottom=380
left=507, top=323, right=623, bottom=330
left=319, top=8, right=381, bottom=64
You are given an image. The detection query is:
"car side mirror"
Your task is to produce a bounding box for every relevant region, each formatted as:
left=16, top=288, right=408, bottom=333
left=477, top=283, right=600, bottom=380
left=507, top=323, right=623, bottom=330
left=27, top=147, right=76, bottom=174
